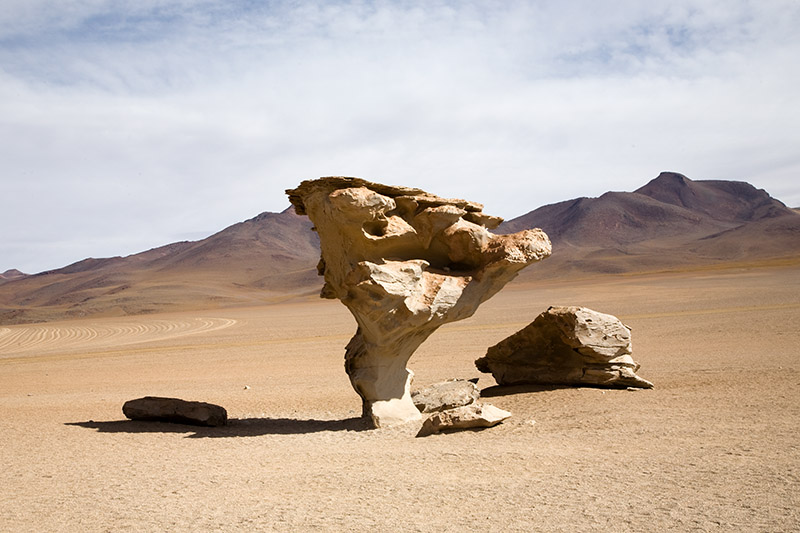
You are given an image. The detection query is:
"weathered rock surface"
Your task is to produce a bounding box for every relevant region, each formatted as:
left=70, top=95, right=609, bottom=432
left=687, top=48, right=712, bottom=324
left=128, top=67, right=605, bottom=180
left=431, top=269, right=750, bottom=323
left=476, top=306, right=653, bottom=389
left=287, top=177, right=551, bottom=428
left=417, top=403, right=512, bottom=437
left=122, top=396, right=228, bottom=427
left=412, top=379, right=480, bottom=413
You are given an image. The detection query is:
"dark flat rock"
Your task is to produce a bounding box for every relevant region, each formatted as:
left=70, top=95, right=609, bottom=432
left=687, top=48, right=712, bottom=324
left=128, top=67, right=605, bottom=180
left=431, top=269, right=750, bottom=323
left=122, top=396, right=227, bottom=427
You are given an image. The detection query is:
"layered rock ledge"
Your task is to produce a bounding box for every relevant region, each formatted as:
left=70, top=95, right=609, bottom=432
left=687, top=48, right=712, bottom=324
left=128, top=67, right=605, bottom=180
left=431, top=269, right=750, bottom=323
left=286, top=177, right=551, bottom=427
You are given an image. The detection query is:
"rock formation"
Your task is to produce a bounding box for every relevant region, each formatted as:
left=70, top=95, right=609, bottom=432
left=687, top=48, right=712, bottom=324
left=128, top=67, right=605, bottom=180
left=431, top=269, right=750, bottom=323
left=412, top=379, right=512, bottom=437
left=417, top=403, right=512, bottom=437
left=476, top=306, right=653, bottom=389
left=286, top=177, right=551, bottom=428
left=122, top=396, right=228, bottom=427
left=412, top=379, right=480, bottom=414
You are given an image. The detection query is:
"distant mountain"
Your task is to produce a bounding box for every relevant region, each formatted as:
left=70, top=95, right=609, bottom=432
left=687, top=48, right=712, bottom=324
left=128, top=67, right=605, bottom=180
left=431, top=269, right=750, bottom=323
left=1, top=172, right=798, bottom=324
left=633, top=172, right=788, bottom=221
left=499, top=172, right=800, bottom=279
left=0, top=269, right=28, bottom=285
left=0, top=208, right=320, bottom=324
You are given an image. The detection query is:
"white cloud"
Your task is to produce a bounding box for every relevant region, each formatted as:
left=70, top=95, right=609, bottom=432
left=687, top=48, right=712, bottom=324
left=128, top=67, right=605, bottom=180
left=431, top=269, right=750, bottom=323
left=1, top=0, right=799, bottom=273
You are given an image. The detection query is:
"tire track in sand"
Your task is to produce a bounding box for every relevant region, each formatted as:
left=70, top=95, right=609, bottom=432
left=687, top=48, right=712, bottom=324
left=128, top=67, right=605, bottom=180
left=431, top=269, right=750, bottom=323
left=0, top=317, right=237, bottom=358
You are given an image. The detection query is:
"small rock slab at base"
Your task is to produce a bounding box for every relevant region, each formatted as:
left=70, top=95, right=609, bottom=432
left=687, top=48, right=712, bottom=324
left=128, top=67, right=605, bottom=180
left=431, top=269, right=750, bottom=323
left=417, top=403, right=511, bottom=437
left=475, top=306, right=653, bottom=389
left=412, top=379, right=480, bottom=413
left=122, top=396, right=227, bottom=427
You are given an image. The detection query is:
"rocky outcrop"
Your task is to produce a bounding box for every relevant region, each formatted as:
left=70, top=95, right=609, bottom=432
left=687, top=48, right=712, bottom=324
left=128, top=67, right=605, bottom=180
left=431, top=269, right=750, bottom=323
left=412, top=379, right=480, bottom=413
left=412, top=379, right=512, bottom=437
left=476, top=306, right=653, bottom=389
left=287, top=177, right=551, bottom=428
left=417, top=403, right=512, bottom=437
left=122, top=396, right=228, bottom=426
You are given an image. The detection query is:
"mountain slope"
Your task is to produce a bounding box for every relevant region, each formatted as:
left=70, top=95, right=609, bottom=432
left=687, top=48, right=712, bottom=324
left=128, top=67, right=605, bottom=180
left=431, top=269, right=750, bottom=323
left=500, top=172, right=800, bottom=279
left=634, top=172, right=789, bottom=222
left=0, top=208, right=320, bottom=324
left=1, top=172, right=798, bottom=324
left=0, top=269, right=28, bottom=287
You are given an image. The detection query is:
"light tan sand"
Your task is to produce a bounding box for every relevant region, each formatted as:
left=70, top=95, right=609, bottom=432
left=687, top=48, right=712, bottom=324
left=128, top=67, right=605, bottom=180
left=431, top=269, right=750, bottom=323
left=1, top=265, right=799, bottom=532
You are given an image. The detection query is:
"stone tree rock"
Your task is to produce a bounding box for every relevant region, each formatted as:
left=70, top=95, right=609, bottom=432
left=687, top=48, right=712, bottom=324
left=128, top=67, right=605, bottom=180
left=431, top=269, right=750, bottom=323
left=286, top=177, right=551, bottom=428
left=475, top=306, right=653, bottom=389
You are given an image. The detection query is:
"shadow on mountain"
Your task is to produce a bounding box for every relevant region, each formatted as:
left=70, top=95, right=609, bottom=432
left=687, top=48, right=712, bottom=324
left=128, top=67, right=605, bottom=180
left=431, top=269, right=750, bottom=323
left=66, top=416, right=370, bottom=437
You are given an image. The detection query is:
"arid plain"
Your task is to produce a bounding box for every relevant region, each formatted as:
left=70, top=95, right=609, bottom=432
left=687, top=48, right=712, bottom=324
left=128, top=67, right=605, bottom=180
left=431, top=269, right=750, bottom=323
left=2, top=261, right=799, bottom=532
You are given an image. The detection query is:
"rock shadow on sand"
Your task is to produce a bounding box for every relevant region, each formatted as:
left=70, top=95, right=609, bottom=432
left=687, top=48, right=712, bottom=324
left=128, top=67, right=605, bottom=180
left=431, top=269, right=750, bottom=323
left=67, top=416, right=370, bottom=437
left=480, top=383, right=647, bottom=397
left=480, top=384, right=577, bottom=397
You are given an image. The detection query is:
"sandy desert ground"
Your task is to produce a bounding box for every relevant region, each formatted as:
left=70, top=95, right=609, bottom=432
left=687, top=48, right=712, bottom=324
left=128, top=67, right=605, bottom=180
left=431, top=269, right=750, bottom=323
left=1, top=263, right=799, bottom=532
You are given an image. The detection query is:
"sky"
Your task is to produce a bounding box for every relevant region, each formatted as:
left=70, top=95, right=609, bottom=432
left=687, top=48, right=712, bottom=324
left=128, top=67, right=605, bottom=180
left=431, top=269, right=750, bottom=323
left=1, top=0, right=799, bottom=274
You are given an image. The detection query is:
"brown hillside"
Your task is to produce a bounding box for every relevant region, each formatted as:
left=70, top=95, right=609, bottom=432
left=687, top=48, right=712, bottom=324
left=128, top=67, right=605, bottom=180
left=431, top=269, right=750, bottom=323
left=499, top=191, right=729, bottom=246
left=634, top=171, right=790, bottom=221
left=0, top=208, right=320, bottom=324
left=501, top=172, right=800, bottom=279
left=1, top=172, right=797, bottom=324
left=0, top=269, right=28, bottom=285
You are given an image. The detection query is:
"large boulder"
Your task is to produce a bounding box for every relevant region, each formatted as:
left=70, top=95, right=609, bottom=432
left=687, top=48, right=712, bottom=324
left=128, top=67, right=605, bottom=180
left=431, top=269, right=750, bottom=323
left=122, top=396, right=228, bottom=427
left=476, top=306, right=653, bottom=389
left=286, top=177, right=551, bottom=428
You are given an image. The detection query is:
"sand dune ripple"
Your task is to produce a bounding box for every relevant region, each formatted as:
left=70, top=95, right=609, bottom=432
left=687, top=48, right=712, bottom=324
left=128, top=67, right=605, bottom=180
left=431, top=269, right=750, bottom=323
left=0, top=317, right=237, bottom=357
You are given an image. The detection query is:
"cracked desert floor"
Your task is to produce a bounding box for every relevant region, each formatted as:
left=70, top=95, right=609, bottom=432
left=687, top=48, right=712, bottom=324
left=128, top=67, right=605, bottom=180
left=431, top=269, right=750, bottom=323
left=2, top=264, right=799, bottom=532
